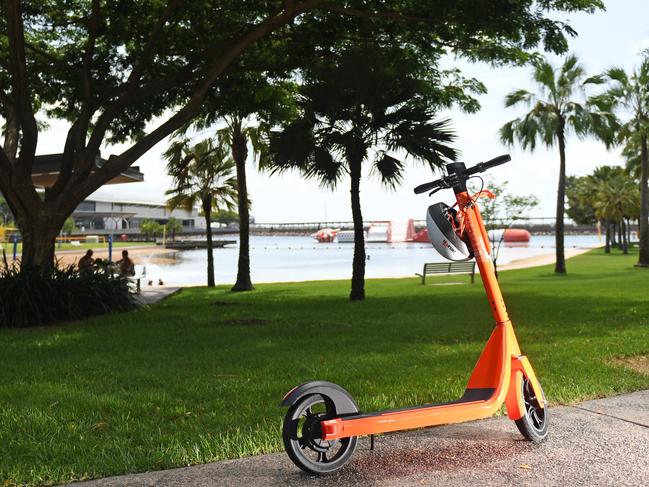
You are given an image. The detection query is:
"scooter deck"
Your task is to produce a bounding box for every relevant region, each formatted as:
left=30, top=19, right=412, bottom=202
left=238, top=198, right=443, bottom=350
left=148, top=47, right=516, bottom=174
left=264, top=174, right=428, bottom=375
left=320, top=387, right=498, bottom=440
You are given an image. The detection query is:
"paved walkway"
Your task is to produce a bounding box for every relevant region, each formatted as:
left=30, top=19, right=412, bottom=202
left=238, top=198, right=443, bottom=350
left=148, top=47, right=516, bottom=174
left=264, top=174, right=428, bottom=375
left=74, top=390, right=649, bottom=487
left=135, top=286, right=182, bottom=305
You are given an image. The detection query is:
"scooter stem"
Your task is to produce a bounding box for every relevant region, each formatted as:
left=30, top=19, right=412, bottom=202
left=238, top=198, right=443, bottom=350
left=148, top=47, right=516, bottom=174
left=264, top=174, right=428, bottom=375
left=456, top=192, right=510, bottom=325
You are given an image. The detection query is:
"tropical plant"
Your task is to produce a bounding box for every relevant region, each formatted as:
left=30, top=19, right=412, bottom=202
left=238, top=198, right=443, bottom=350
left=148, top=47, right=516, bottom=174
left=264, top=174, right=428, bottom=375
left=164, top=138, right=237, bottom=287
left=268, top=46, right=463, bottom=301
left=215, top=210, right=239, bottom=226
left=164, top=217, right=183, bottom=240
left=566, top=175, right=597, bottom=225
left=61, top=216, right=77, bottom=235
left=475, top=179, right=539, bottom=276
left=140, top=219, right=163, bottom=240
left=587, top=56, right=649, bottom=266
left=566, top=166, right=639, bottom=253
left=0, top=258, right=137, bottom=328
left=0, top=195, right=13, bottom=226
left=593, top=172, right=639, bottom=254
left=215, top=118, right=270, bottom=292
left=500, top=54, right=615, bottom=274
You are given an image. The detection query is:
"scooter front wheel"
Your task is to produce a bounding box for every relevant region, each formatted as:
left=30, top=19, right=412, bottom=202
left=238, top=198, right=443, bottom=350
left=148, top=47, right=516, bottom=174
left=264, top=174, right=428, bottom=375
left=515, top=377, right=549, bottom=442
left=282, top=393, right=357, bottom=474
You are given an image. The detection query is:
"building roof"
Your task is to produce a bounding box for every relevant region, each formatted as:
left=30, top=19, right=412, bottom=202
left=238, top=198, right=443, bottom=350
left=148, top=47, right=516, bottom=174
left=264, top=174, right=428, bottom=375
left=32, top=154, right=144, bottom=188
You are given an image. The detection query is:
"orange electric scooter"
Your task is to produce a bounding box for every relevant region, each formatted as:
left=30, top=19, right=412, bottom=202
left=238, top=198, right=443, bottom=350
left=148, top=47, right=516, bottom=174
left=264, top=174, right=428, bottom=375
left=280, top=154, right=548, bottom=474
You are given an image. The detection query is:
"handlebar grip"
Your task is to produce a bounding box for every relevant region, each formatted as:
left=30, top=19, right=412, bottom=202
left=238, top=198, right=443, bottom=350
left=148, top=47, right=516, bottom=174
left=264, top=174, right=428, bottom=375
left=413, top=180, right=443, bottom=194
left=466, top=154, right=511, bottom=176
left=482, top=154, right=511, bottom=169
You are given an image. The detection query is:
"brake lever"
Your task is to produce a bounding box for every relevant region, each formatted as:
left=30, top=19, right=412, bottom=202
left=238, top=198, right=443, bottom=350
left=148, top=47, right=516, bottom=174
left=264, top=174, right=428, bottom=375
left=428, top=186, right=445, bottom=197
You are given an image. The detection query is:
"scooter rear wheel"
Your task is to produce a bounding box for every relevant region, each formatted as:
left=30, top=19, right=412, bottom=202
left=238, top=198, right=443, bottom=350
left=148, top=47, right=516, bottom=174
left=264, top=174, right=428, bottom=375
left=282, top=394, right=357, bottom=474
left=515, top=377, right=549, bottom=442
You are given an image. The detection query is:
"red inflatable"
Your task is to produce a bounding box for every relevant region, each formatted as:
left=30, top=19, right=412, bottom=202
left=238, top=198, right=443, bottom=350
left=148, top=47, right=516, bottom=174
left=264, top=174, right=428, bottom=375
left=503, top=229, right=531, bottom=242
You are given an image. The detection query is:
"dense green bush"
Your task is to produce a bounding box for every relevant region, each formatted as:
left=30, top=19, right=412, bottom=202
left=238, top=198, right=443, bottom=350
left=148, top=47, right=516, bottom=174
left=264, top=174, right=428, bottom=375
left=0, top=257, right=138, bottom=328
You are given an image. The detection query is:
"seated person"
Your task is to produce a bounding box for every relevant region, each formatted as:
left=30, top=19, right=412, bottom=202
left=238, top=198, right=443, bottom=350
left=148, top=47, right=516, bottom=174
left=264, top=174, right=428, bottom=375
left=78, top=249, right=94, bottom=276
left=117, top=250, right=135, bottom=276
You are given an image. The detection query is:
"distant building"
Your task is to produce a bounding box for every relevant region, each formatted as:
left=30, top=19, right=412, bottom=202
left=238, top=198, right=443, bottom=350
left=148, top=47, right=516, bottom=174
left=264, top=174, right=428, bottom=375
left=72, top=198, right=205, bottom=235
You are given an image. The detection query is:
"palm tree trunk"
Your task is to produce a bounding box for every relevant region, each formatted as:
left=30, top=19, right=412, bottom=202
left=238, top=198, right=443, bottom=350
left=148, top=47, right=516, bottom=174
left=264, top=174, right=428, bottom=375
left=621, top=219, right=628, bottom=254
left=611, top=221, right=617, bottom=248
left=231, top=121, right=254, bottom=291
left=555, top=124, right=567, bottom=274
left=637, top=133, right=649, bottom=267
left=627, top=218, right=632, bottom=245
left=349, top=159, right=365, bottom=301
left=605, top=220, right=611, bottom=253
left=203, top=197, right=215, bottom=287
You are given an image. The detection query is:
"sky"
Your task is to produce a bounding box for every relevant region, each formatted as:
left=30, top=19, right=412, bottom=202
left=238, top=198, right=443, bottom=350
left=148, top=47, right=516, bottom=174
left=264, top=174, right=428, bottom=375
left=35, top=0, right=649, bottom=224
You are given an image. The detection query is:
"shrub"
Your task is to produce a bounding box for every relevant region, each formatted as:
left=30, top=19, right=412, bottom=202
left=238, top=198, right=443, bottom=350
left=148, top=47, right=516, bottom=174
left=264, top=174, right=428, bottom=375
left=0, top=256, right=138, bottom=328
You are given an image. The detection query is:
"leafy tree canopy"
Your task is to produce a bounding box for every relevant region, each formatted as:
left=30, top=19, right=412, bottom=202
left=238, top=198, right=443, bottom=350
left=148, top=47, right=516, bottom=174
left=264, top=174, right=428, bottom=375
left=0, top=0, right=604, bottom=268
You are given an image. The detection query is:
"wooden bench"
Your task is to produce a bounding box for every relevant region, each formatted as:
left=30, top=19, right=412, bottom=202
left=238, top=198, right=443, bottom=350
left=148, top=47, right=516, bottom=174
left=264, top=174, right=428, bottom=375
left=416, top=261, right=476, bottom=285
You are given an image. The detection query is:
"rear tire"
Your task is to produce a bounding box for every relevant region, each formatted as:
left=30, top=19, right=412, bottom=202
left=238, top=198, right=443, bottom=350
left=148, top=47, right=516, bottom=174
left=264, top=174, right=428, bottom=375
left=282, top=394, right=357, bottom=474
left=515, top=377, right=549, bottom=442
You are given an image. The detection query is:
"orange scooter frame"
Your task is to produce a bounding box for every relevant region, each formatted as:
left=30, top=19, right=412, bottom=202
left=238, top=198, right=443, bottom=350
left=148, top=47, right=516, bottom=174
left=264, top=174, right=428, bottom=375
left=281, top=156, right=548, bottom=475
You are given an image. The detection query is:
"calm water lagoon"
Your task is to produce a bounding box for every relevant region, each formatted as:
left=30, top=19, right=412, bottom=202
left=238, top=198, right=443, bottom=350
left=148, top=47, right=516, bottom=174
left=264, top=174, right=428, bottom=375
left=137, top=234, right=602, bottom=287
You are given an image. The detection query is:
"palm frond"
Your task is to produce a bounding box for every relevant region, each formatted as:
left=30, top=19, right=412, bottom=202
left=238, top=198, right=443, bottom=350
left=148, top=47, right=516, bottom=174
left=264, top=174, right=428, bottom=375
left=504, top=89, right=535, bottom=108
left=372, top=153, right=405, bottom=190
left=533, top=59, right=556, bottom=92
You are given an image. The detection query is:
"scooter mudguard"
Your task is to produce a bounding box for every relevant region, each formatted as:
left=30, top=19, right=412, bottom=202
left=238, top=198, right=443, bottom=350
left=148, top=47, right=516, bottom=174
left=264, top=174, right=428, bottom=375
left=505, top=370, right=525, bottom=420
left=281, top=381, right=360, bottom=415
left=506, top=355, right=545, bottom=420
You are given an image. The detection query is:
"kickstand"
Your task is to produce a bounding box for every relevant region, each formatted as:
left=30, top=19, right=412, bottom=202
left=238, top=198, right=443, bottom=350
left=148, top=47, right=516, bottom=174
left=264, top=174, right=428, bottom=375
left=370, top=434, right=375, bottom=451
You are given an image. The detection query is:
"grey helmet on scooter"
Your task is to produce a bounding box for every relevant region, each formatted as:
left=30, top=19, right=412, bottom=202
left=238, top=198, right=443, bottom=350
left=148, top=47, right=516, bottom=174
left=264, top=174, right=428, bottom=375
left=426, top=202, right=473, bottom=261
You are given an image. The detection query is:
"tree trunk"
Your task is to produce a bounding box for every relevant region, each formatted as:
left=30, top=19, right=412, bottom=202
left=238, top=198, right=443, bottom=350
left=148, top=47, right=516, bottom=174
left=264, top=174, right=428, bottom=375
left=203, top=197, right=215, bottom=287
left=621, top=219, right=628, bottom=254
left=637, top=133, right=649, bottom=267
left=627, top=218, right=632, bottom=245
left=604, top=220, right=610, bottom=253
left=231, top=122, right=254, bottom=291
left=554, top=124, right=567, bottom=274
left=7, top=198, right=67, bottom=268
left=611, top=221, right=617, bottom=248
left=349, top=159, right=365, bottom=301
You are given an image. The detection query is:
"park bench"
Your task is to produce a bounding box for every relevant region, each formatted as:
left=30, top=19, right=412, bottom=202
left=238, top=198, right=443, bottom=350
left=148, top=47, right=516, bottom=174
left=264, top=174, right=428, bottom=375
left=415, top=261, right=476, bottom=285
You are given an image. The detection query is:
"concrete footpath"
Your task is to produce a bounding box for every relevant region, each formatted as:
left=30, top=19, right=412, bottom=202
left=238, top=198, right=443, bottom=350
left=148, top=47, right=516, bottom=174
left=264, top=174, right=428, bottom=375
left=73, top=390, right=649, bottom=487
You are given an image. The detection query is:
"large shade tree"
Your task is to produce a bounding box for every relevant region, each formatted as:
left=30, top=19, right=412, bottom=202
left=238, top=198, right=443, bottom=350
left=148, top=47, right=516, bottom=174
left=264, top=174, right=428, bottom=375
left=268, top=45, right=468, bottom=300
left=0, top=0, right=604, bottom=269
left=500, top=55, right=615, bottom=274
left=164, top=138, right=237, bottom=287
left=587, top=57, right=649, bottom=266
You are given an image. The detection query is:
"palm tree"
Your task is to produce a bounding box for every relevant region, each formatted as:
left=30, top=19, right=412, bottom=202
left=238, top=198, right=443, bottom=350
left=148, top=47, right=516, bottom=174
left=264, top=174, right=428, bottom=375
left=566, top=166, right=639, bottom=253
left=500, top=54, right=614, bottom=274
left=164, top=138, right=238, bottom=287
left=588, top=57, right=649, bottom=266
left=215, top=117, right=269, bottom=292
left=267, top=46, right=457, bottom=301
left=594, top=171, right=639, bottom=255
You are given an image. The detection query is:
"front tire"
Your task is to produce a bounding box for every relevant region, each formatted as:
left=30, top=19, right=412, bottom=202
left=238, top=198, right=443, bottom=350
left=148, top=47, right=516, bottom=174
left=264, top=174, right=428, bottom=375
left=282, top=394, right=357, bottom=474
left=515, top=377, right=549, bottom=442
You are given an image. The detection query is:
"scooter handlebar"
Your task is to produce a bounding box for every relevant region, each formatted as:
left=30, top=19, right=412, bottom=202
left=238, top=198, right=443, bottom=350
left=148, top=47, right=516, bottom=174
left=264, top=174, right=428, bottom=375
left=414, top=154, right=511, bottom=194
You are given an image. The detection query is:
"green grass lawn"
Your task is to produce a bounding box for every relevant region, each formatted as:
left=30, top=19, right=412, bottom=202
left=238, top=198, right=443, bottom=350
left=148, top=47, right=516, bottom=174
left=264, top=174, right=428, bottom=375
left=1, top=249, right=648, bottom=486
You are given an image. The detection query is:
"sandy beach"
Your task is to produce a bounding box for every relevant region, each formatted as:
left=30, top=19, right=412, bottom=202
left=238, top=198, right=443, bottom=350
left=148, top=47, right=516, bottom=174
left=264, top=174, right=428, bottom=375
left=54, top=246, right=178, bottom=266
left=498, top=245, right=601, bottom=271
